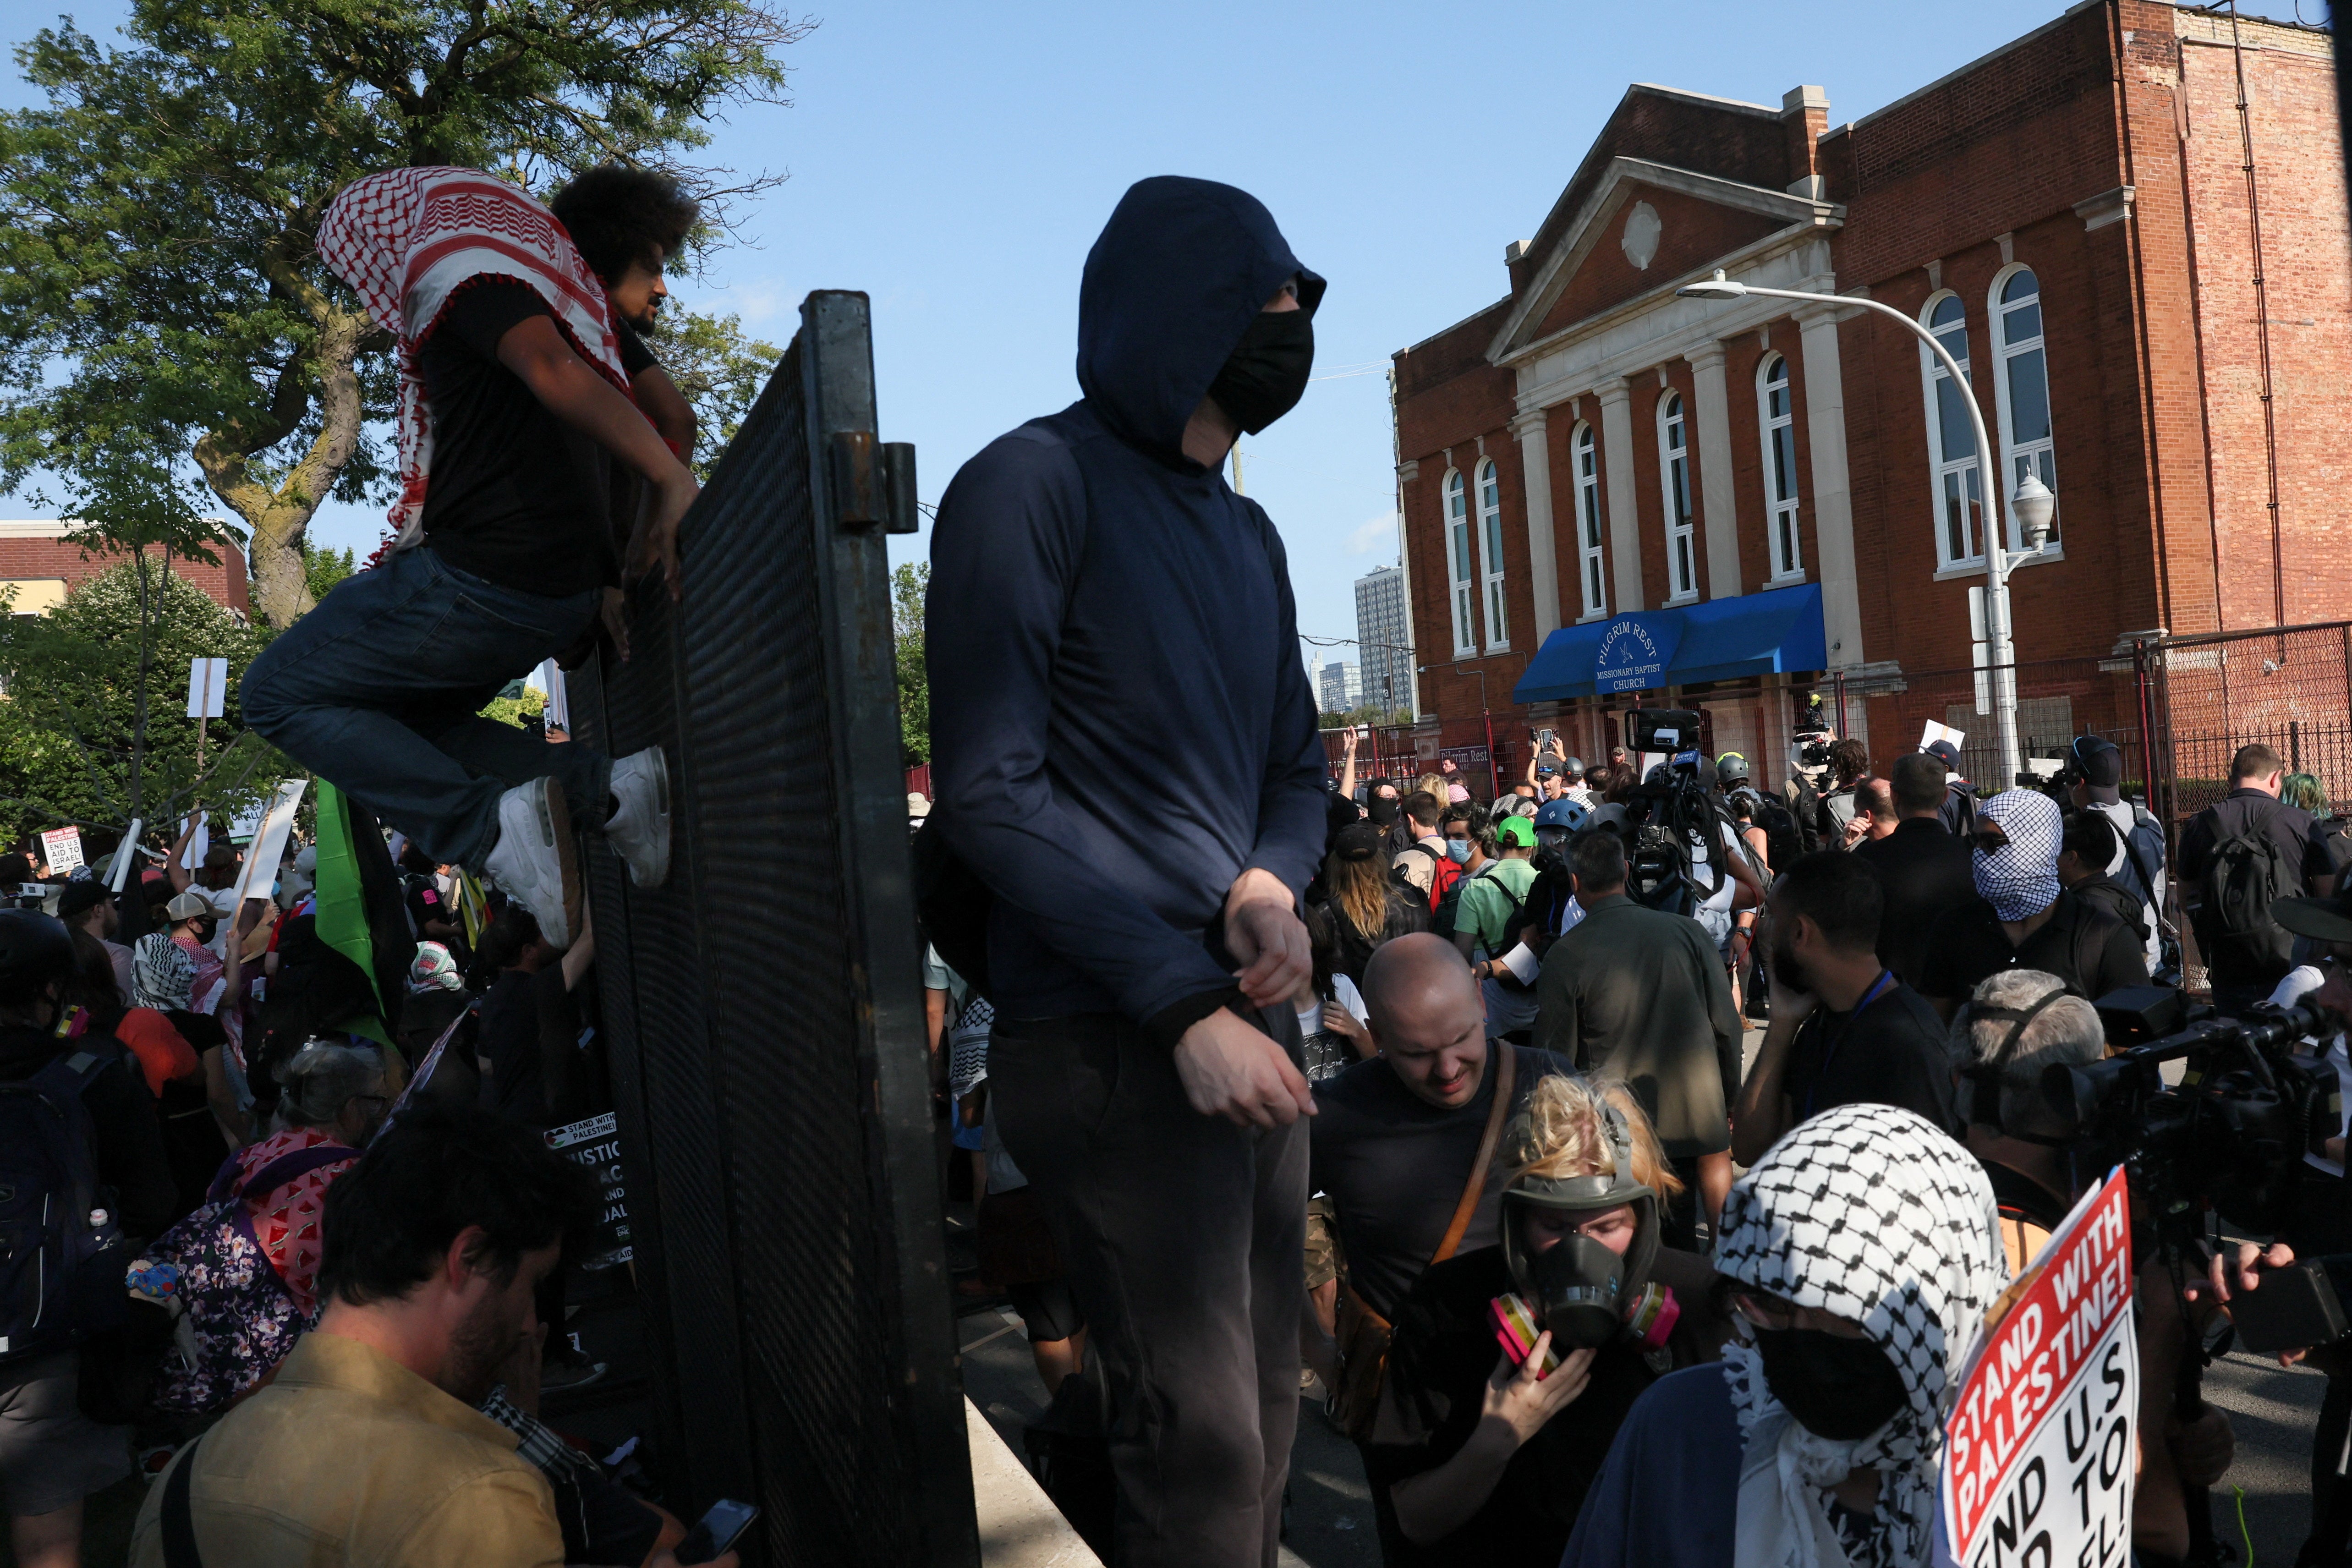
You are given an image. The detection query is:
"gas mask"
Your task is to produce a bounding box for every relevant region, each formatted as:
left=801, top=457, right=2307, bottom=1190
left=1499, top=1102, right=1661, bottom=1349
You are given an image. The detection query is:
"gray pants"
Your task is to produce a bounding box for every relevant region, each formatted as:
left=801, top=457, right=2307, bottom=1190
left=990, top=1009, right=1307, bottom=1568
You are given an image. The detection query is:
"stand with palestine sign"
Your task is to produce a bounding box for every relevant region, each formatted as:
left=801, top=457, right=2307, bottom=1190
left=1941, top=1166, right=2137, bottom=1567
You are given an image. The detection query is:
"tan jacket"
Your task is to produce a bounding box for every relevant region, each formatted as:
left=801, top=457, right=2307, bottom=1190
left=132, top=1332, right=563, bottom=1568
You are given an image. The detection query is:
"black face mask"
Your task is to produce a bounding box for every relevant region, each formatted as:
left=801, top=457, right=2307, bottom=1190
left=1365, top=795, right=1400, bottom=827
left=1753, top=1327, right=1908, bottom=1441
left=1206, top=307, right=1314, bottom=435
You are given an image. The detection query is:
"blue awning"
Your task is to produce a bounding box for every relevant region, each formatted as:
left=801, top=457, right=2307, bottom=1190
left=1510, top=583, right=1827, bottom=703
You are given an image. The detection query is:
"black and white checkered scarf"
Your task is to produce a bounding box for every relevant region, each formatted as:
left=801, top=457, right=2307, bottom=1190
left=1715, top=1103, right=2007, bottom=1568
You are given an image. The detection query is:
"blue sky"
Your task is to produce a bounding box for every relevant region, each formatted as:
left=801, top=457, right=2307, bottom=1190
left=2, top=0, right=2319, bottom=662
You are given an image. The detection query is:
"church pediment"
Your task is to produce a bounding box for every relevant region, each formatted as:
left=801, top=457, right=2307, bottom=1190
left=1490, top=158, right=1839, bottom=365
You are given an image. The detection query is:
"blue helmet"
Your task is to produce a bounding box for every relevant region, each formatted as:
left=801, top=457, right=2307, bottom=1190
left=1535, top=797, right=1590, bottom=833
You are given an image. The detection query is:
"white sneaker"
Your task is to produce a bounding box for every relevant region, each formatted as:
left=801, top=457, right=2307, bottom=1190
left=603, top=746, right=671, bottom=889
left=484, top=777, right=581, bottom=948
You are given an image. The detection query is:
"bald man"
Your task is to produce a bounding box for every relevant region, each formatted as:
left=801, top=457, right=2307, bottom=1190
left=1309, top=934, right=1569, bottom=1328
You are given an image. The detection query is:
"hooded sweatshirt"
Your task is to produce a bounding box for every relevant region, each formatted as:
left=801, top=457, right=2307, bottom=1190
left=927, top=176, right=1330, bottom=1037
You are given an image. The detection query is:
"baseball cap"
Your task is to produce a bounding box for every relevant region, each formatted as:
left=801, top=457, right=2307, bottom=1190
left=165, top=890, right=212, bottom=921
left=1333, top=822, right=1385, bottom=861
left=1923, top=739, right=1963, bottom=771
left=2069, top=735, right=2123, bottom=788
left=1496, top=816, right=1537, bottom=849
left=57, top=880, right=111, bottom=920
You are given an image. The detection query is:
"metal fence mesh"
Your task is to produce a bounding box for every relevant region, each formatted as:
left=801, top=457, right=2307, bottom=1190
left=570, top=294, right=973, bottom=1566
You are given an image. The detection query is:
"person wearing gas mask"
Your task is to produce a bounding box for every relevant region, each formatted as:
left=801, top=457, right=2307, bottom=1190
left=1564, top=1102, right=2007, bottom=1568
left=1364, top=1073, right=1697, bottom=1565
left=1916, top=788, right=2146, bottom=1022
left=1944, top=971, right=2257, bottom=1565
left=927, top=176, right=1328, bottom=1567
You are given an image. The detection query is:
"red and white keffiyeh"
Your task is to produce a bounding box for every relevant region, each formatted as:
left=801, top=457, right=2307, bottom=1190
left=316, top=166, right=637, bottom=551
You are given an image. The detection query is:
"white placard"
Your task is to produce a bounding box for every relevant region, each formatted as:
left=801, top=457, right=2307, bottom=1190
left=1922, top=720, right=1967, bottom=752
left=39, top=827, right=84, bottom=875
left=186, top=657, right=227, bottom=720
left=177, top=813, right=208, bottom=872
left=224, top=779, right=308, bottom=913
left=538, top=659, right=570, bottom=733
left=1495, top=942, right=1541, bottom=986
left=1941, top=1167, right=2136, bottom=1566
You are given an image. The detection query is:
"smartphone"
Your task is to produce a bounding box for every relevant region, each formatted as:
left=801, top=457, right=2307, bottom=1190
left=674, top=1498, right=760, bottom=1564
left=2229, top=1261, right=2349, bottom=1356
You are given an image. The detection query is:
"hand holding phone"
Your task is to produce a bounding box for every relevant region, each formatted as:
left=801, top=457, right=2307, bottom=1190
left=671, top=1497, right=758, bottom=1565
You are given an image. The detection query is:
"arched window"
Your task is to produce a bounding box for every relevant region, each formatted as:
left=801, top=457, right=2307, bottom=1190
left=1656, top=391, right=1697, bottom=602
left=1475, top=459, right=1508, bottom=650
left=1919, top=291, right=1984, bottom=569
left=1444, top=469, right=1475, bottom=656
left=1757, top=353, right=1803, bottom=582
left=1991, top=265, right=2058, bottom=552
left=1572, top=421, right=1606, bottom=619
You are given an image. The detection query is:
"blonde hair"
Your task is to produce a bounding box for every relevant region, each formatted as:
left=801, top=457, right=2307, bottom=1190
left=1413, top=772, right=1448, bottom=804
left=1499, top=1074, right=1684, bottom=1199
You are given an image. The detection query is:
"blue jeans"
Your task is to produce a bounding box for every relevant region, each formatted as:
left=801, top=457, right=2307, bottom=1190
left=241, top=546, right=609, bottom=867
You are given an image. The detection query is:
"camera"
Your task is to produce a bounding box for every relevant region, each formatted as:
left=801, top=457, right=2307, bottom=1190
left=2016, top=751, right=2076, bottom=795
left=2037, top=986, right=2343, bottom=1234
left=7, top=883, right=49, bottom=909
left=1619, top=711, right=1728, bottom=916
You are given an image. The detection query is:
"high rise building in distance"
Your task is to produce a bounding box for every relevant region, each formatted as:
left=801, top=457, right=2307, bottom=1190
left=1354, top=563, right=1409, bottom=718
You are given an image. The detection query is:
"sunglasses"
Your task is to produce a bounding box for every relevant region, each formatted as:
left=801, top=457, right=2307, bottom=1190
left=1971, top=827, right=2012, bottom=854
left=1732, top=1289, right=1804, bottom=1331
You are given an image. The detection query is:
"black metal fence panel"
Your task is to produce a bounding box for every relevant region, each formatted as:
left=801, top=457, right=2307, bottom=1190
left=570, top=291, right=974, bottom=1566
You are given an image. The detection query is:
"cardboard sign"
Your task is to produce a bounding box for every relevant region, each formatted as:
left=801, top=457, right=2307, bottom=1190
left=547, top=1112, right=633, bottom=1268
left=224, top=779, right=307, bottom=914
left=1923, top=720, right=1967, bottom=752
left=40, top=827, right=83, bottom=875
left=1942, top=1166, right=2137, bottom=1567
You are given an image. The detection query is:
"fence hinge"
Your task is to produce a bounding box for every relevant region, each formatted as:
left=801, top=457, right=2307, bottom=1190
left=830, top=431, right=920, bottom=535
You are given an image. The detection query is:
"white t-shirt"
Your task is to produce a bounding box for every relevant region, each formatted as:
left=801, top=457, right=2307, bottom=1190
left=2267, top=965, right=2351, bottom=1177
left=1294, top=973, right=1368, bottom=1038
left=2087, top=798, right=2163, bottom=971
left=1688, top=817, right=1744, bottom=945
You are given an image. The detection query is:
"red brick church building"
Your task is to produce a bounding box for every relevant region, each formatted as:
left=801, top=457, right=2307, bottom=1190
left=1391, top=0, right=2346, bottom=791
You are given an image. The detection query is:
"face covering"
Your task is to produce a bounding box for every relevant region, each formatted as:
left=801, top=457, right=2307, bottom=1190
left=1971, top=789, right=2063, bottom=921
left=1444, top=839, right=1472, bottom=866
left=1365, top=794, right=1400, bottom=827
left=1525, top=1234, right=1629, bottom=1349
left=1206, top=307, right=1314, bottom=435
left=1752, top=1327, right=1908, bottom=1441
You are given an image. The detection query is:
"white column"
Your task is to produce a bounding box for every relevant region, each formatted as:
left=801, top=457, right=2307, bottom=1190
left=1684, top=340, right=1742, bottom=600
left=1595, top=378, right=1644, bottom=614
left=1796, top=307, right=1863, bottom=668
left=1511, top=409, right=1562, bottom=640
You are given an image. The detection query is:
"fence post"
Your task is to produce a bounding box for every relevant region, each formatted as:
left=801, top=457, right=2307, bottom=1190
left=2133, top=637, right=2161, bottom=822
left=1832, top=670, right=1848, bottom=738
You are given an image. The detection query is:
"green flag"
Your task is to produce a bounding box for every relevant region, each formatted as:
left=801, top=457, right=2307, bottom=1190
left=310, top=780, right=410, bottom=1047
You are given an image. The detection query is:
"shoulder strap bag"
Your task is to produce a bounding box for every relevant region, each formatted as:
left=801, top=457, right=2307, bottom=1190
left=1327, top=1045, right=1517, bottom=1443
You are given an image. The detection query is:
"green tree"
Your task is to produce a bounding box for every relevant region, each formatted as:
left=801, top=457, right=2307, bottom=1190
left=651, top=311, right=784, bottom=482
left=0, top=0, right=811, bottom=627
left=302, top=540, right=358, bottom=603
left=893, top=560, right=930, bottom=768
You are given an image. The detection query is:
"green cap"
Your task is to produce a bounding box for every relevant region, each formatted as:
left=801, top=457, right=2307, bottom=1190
left=1496, top=815, right=1537, bottom=849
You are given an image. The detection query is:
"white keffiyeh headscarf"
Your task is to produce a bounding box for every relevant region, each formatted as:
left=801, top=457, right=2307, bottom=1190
left=1715, top=1103, right=2008, bottom=1568
left=1971, top=789, right=2062, bottom=922
left=315, top=166, right=641, bottom=553
left=132, top=931, right=195, bottom=1013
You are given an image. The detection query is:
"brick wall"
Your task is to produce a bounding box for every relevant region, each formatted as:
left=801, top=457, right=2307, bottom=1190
left=0, top=530, right=251, bottom=618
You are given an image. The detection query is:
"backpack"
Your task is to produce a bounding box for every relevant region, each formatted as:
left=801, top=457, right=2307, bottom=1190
left=2073, top=877, right=2149, bottom=947
left=1392, top=844, right=1461, bottom=914
left=1785, top=779, right=1823, bottom=855
left=2198, top=802, right=2296, bottom=979
left=1438, top=861, right=1527, bottom=967
left=145, top=1140, right=359, bottom=1414
left=0, top=1042, right=132, bottom=1364
left=1748, top=793, right=1804, bottom=876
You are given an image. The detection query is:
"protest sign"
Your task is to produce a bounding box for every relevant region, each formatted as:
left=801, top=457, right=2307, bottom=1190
left=185, top=656, right=227, bottom=719
left=39, top=827, right=84, bottom=875
left=224, top=779, right=307, bottom=914
left=548, top=1112, right=633, bottom=1269
left=1942, top=1166, right=2137, bottom=1568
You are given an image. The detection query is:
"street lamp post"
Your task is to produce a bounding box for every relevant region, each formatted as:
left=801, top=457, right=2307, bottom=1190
left=1676, top=271, right=2053, bottom=786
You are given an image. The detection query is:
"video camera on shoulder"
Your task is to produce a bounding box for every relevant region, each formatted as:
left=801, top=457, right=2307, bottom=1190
left=2017, top=751, right=2072, bottom=795
left=1624, top=708, right=1702, bottom=757
left=8, top=883, right=49, bottom=909
left=2035, top=984, right=2344, bottom=1236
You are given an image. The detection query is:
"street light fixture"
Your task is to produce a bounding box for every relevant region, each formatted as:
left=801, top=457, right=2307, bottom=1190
left=1675, top=269, right=2055, bottom=785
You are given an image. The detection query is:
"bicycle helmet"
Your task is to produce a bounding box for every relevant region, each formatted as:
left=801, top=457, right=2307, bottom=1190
left=0, top=908, right=76, bottom=1009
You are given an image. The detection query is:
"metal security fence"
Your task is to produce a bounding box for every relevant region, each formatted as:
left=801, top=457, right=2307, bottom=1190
left=2148, top=620, right=2352, bottom=824
left=1856, top=656, right=2148, bottom=798
left=570, top=292, right=973, bottom=1566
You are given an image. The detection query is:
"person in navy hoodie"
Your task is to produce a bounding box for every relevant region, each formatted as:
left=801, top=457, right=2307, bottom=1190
left=928, top=176, right=1328, bottom=1566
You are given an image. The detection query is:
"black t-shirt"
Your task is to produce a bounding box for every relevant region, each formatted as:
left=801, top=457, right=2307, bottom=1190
left=417, top=279, right=658, bottom=597
left=1781, top=976, right=1956, bottom=1132
left=477, top=968, right=548, bottom=1128
left=1916, top=889, right=2150, bottom=1006
left=1308, top=1042, right=1569, bottom=1321
left=1364, top=1245, right=1662, bottom=1568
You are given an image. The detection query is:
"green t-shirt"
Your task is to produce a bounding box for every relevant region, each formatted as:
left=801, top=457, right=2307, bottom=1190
left=1454, top=857, right=1538, bottom=953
